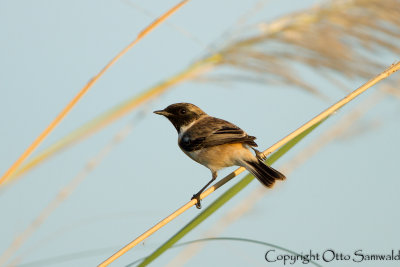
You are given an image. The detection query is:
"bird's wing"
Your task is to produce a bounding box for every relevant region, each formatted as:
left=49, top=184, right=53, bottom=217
left=179, top=117, right=257, bottom=151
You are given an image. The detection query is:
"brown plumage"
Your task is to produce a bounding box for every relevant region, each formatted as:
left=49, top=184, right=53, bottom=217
left=154, top=103, right=285, bottom=209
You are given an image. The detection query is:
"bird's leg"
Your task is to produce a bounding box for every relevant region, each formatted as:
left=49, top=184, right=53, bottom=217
left=252, top=148, right=266, bottom=161
left=191, top=171, right=217, bottom=209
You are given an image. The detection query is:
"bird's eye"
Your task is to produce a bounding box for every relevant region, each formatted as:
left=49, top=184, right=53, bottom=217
left=182, top=135, right=190, bottom=144
left=179, top=109, right=186, bottom=115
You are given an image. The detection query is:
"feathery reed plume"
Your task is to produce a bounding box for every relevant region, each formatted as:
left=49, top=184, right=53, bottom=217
left=99, top=62, right=400, bottom=267
left=0, top=0, right=190, bottom=186
left=206, top=0, right=400, bottom=94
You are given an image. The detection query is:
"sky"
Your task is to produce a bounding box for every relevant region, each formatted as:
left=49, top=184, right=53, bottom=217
left=1, top=0, right=400, bottom=266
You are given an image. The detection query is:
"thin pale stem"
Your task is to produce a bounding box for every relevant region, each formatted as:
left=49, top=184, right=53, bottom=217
left=0, top=0, right=190, bottom=185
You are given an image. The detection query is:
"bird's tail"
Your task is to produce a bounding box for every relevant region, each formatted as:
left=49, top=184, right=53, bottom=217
left=244, top=159, right=286, bottom=188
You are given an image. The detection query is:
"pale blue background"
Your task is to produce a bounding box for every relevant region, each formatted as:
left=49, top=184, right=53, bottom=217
left=1, top=0, right=399, bottom=266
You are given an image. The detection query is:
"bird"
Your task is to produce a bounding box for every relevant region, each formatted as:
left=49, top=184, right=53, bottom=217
left=154, top=103, right=285, bottom=209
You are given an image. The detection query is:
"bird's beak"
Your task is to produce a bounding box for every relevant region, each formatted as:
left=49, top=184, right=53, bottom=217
left=153, top=110, right=171, bottom=116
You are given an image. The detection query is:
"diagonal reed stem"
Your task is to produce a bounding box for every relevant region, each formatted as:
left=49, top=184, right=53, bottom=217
left=98, top=62, right=400, bottom=266
left=0, top=0, right=190, bottom=186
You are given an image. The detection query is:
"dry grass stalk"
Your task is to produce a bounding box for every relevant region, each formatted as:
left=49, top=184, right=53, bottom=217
left=99, top=62, right=400, bottom=267
left=123, top=0, right=206, bottom=49
left=0, top=0, right=190, bottom=186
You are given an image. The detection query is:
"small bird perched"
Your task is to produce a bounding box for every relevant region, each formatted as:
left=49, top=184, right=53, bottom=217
left=154, top=103, right=285, bottom=209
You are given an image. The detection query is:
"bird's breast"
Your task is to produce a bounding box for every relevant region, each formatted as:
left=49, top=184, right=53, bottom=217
left=180, top=143, right=255, bottom=172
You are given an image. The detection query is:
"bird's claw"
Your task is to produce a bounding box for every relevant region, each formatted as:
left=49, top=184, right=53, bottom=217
left=191, top=194, right=202, bottom=209
left=254, top=148, right=267, bottom=161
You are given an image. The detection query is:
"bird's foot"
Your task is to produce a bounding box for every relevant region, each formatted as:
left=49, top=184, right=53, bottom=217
left=253, top=148, right=267, bottom=161
left=191, top=193, right=202, bottom=209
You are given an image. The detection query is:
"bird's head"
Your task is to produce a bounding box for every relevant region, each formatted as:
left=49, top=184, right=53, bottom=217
left=154, top=103, right=207, bottom=133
